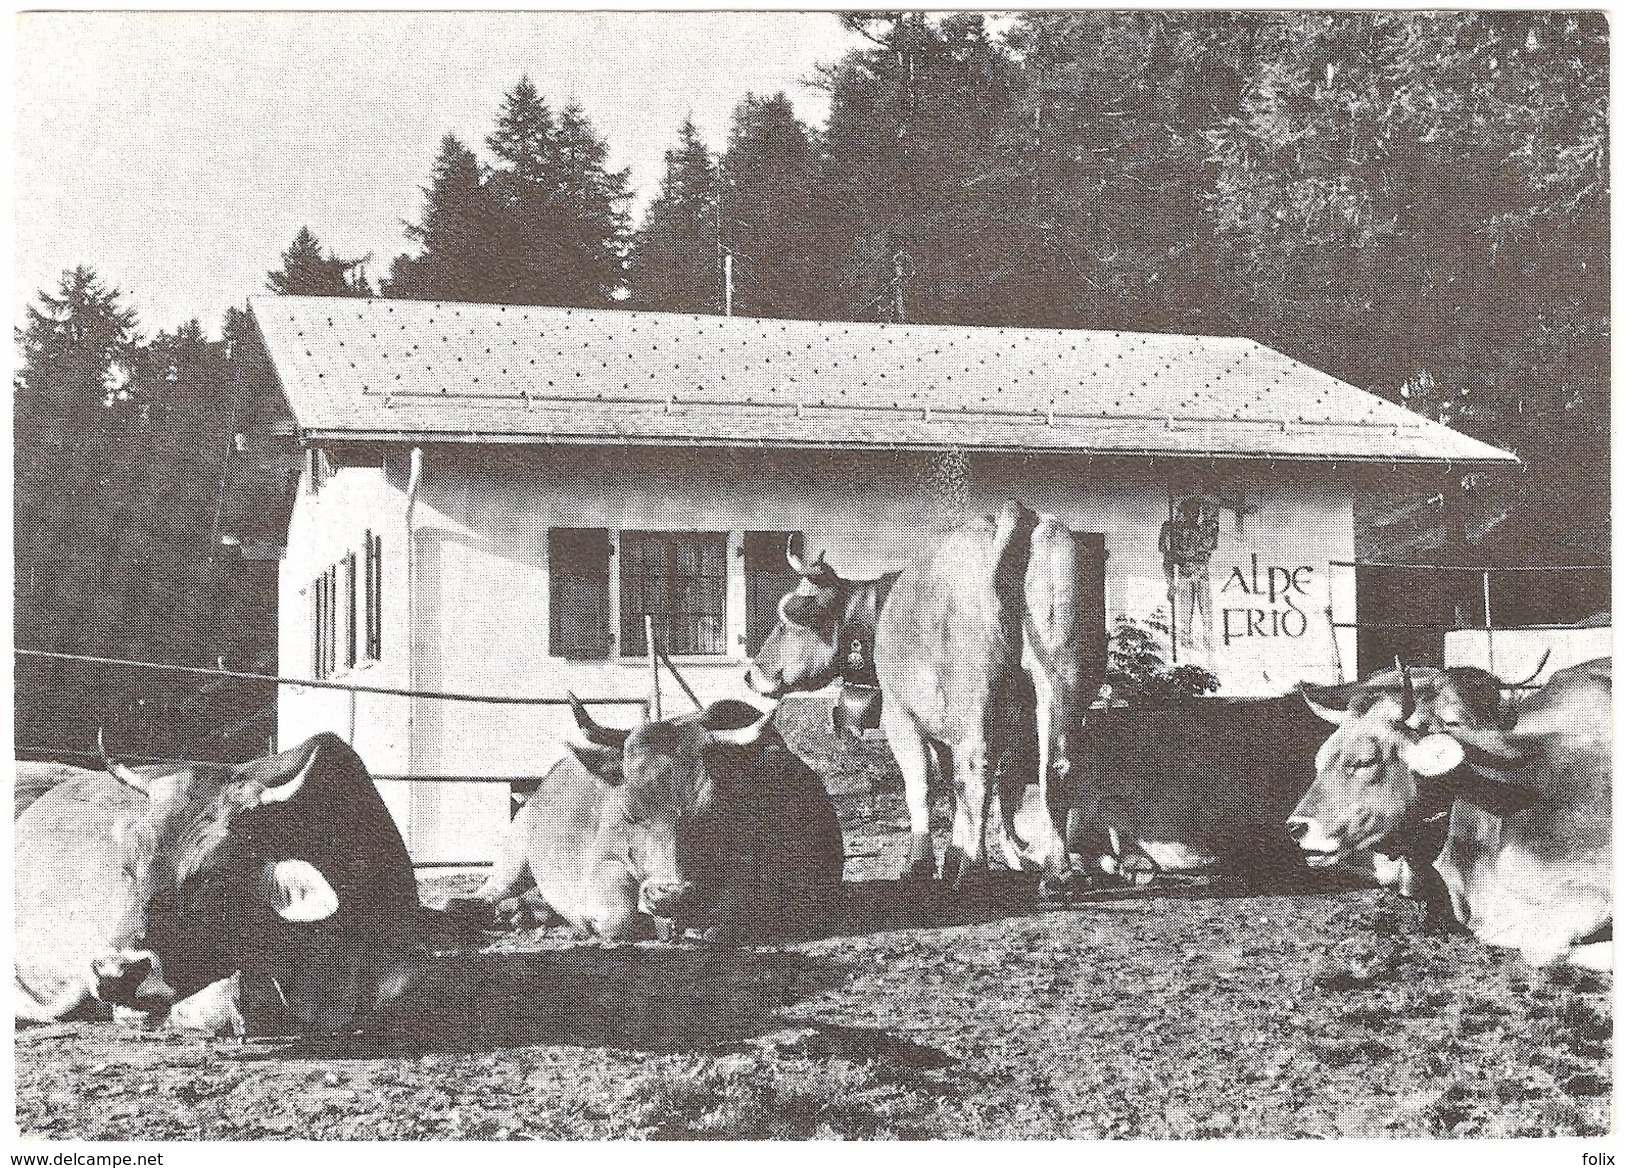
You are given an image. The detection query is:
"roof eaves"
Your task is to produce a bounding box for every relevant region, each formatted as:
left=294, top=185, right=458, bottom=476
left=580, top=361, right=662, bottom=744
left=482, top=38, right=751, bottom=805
left=293, top=426, right=1521, bottom=467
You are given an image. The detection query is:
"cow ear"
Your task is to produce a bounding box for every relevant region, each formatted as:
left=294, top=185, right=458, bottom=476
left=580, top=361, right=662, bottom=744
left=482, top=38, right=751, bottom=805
left=781, top=591, right=834, bottom=631
left=1403, top=733, right=1466, bottom=778
left=567, top=743, right=625, bottom=786
left=263, top=859, right=340, bottom=922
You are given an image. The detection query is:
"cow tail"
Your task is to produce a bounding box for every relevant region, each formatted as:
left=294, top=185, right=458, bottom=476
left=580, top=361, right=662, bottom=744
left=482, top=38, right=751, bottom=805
left=990, top=500, right=1040, bottom=664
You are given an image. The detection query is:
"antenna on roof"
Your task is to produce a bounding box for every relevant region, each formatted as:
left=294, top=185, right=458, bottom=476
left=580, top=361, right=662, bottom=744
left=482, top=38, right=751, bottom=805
left=891, top=250, right=913, bottom=323
left=715, top=158, right=733, bottom=317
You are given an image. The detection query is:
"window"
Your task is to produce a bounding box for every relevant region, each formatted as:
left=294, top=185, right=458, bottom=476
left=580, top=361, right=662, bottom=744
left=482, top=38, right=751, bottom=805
left=620, top=531, right=727, bottom=656
left=312, top=565, right=338, bottom=680
left=312, top=538, right=375, bottom=679
left=549, top=528, right=612, bottom=660
left=364, top=531, right=382, bottom=662
left=341, top=552, right=358, bottom=670
left=744, top=530, right=803, bottom=656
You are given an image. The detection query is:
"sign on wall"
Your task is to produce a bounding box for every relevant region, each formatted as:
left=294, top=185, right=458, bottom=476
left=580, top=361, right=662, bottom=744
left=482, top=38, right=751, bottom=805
left=1128, top=486, right=1337, bottom=692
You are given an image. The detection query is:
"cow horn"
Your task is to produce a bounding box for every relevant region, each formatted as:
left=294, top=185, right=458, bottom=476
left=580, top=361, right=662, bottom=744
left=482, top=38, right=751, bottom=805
left=259, top=742, right=321, bottom=806
left=99, top=727, right=150, bottom=796
left=1299, top=683, right=1348, bottom=725
left=1396, top=657, right=1416, bottom=722
left=1499, top=648, right=1552, bottom=691
left=567, top=692, right=630, bottom=749
left=785, top=533, right=829, bottom=580
left=708, top=703, right=780, bottom=749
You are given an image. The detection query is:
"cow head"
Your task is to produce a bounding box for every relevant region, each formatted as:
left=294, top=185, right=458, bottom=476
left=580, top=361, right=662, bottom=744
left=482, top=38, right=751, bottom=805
left=1287, top=661, right=1538, bottom=864
left=90, top=733, right=412, bottom=1029
left=745, top=534, right=848, bottom=698
left=565, top=696, right=779, bottom=927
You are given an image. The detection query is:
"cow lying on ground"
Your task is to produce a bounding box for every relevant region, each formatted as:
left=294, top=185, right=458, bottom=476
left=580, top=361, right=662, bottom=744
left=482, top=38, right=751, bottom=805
left=1058, top=694, right=1339, bottom=884
left=15, top=734, right=432, bottom=1033
left=450, top=700, right=844, bottom=944
left=747, top=501, right=1106, bottom=896
left=1289, top=657, right=1612, bottom=969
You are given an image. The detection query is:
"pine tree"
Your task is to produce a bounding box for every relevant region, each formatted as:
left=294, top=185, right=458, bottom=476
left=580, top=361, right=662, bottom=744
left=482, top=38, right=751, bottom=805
left=15, top=266, right=141, bottom=460
left=627, top=117, right=722, bottom=313
left=486, top=76, right=559, bottom=184
left=720, top=93, right=845, bottom=319
left=267, top=226, right=371, bottom=297
left=552, top=102, right=633, bottom=304
left=482, top=78, right=630, bottom=306
left=385, top=134, right=494, bottom=302
left=14, top=268, right=143, bottom=671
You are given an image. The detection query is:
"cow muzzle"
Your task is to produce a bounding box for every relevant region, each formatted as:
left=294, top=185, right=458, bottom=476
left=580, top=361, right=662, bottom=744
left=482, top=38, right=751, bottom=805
left=638, top=878, right=701, bottom=922
left=1286, top=816, right=1346, bottom=866
left=90, top=947, right=176, bottom=1011
left=742, top=666, right=785, bottom=699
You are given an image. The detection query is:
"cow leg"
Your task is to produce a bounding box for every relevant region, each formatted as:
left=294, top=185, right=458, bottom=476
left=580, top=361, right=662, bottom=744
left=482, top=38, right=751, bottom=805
left=583, top=870, right=652, bottom=943
left=445, top=811, right=536, bottom=925
left=1399, top=858, right=1461, bottom=934
left=993, top=782, right=1033, bottom=872
left=166, top=975, right=245, bottom=1035
left=1027, top=669, right=1080, bottom=888
left=943, top=737, right=993, bottom=892
left=884, top=707, right=937, bottom=883
left=990, top=710, right=1037, bottom=872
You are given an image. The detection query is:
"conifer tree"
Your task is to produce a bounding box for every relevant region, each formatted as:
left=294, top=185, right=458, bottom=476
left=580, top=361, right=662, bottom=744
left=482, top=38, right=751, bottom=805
left=627, top=117, right=722, bottom=314
left=267, top=226, right=371, bottom=297
left=719, top=93, right=845, bottom=319
left=481, top=78, right=630, bottom=306
left=385, top=134, right=493, bottom=302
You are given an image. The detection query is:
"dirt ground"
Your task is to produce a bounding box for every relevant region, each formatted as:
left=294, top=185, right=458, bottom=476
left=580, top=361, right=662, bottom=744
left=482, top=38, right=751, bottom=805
left=13, top=714, right=1614, bottom=1140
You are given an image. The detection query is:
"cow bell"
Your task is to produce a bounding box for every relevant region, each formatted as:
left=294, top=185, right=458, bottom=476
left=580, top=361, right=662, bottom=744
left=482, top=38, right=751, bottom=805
left=833, top=682, right=884, bottom=738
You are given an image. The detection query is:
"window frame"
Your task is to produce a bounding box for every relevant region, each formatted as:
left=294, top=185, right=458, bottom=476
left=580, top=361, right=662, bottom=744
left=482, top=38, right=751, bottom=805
left=618, top=529, right=730, bottom=659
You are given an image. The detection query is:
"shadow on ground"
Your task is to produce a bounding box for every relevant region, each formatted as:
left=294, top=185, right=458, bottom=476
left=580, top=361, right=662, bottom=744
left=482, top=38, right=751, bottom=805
left=229, top=943, right=852, bottom=1060
left=828, top=864, right=1377, bottom=937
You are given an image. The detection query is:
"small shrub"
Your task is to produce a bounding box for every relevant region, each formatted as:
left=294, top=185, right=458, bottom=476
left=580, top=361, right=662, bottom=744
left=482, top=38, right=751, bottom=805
left=1105, top=612, right=1219, bottom=705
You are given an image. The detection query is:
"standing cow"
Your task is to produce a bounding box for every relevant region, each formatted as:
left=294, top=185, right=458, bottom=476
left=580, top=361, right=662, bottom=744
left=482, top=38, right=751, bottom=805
left=15, top=733, right=430, bottom=1033
left=1288, top=657, right=1612, bottom=969
left=746, top=500, right=1107, bottom=894
left=450, top=699, right=844, bottom=943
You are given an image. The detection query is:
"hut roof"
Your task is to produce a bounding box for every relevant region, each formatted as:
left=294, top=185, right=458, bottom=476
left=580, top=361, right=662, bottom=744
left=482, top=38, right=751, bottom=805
left=253, top=296, right=1516, bottom=467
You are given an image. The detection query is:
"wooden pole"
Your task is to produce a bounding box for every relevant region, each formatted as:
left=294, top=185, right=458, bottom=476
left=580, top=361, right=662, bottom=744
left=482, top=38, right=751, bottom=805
left=656, top=642, right=704, bottom=711
left=1482, top=570, right=1495, bottom=677
left=645, top=614, right=662, bottom=720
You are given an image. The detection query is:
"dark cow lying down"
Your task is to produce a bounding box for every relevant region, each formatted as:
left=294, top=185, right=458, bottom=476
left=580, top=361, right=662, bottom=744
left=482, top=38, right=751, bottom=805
left=1290, top=657, right=1612, bottom=969
left=1058, top=694, right=1336, bottom=884
left=15, top=734, right=431, bottom=1033
left=453, top=700, right=844, bottom=943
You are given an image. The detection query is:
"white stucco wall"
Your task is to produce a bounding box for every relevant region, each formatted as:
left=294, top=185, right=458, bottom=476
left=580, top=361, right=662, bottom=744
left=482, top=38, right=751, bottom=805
left=1445, top=627, right=1612, bottom=683
left=280, top=442, right=1358, bottom=864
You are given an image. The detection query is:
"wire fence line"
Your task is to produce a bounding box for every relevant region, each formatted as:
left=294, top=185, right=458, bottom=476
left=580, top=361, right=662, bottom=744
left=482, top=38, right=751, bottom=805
left=15, top=648, right=649, bottom=710
left=16, top=647, right=660, bottom=872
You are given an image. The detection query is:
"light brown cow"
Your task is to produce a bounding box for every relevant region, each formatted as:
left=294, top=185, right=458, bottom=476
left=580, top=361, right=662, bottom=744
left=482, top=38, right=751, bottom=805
left=1289, top=657, right=1612, bottom=969
left=16, top=735, right=431, bottom=1032
left=746, top=501, right=1106, bottom=894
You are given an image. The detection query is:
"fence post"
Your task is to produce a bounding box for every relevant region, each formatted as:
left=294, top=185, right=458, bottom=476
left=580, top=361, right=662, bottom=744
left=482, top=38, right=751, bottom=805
left=1482, top=570, right=1495, bottom=676
left=645, top=614, right=662, bottom=720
